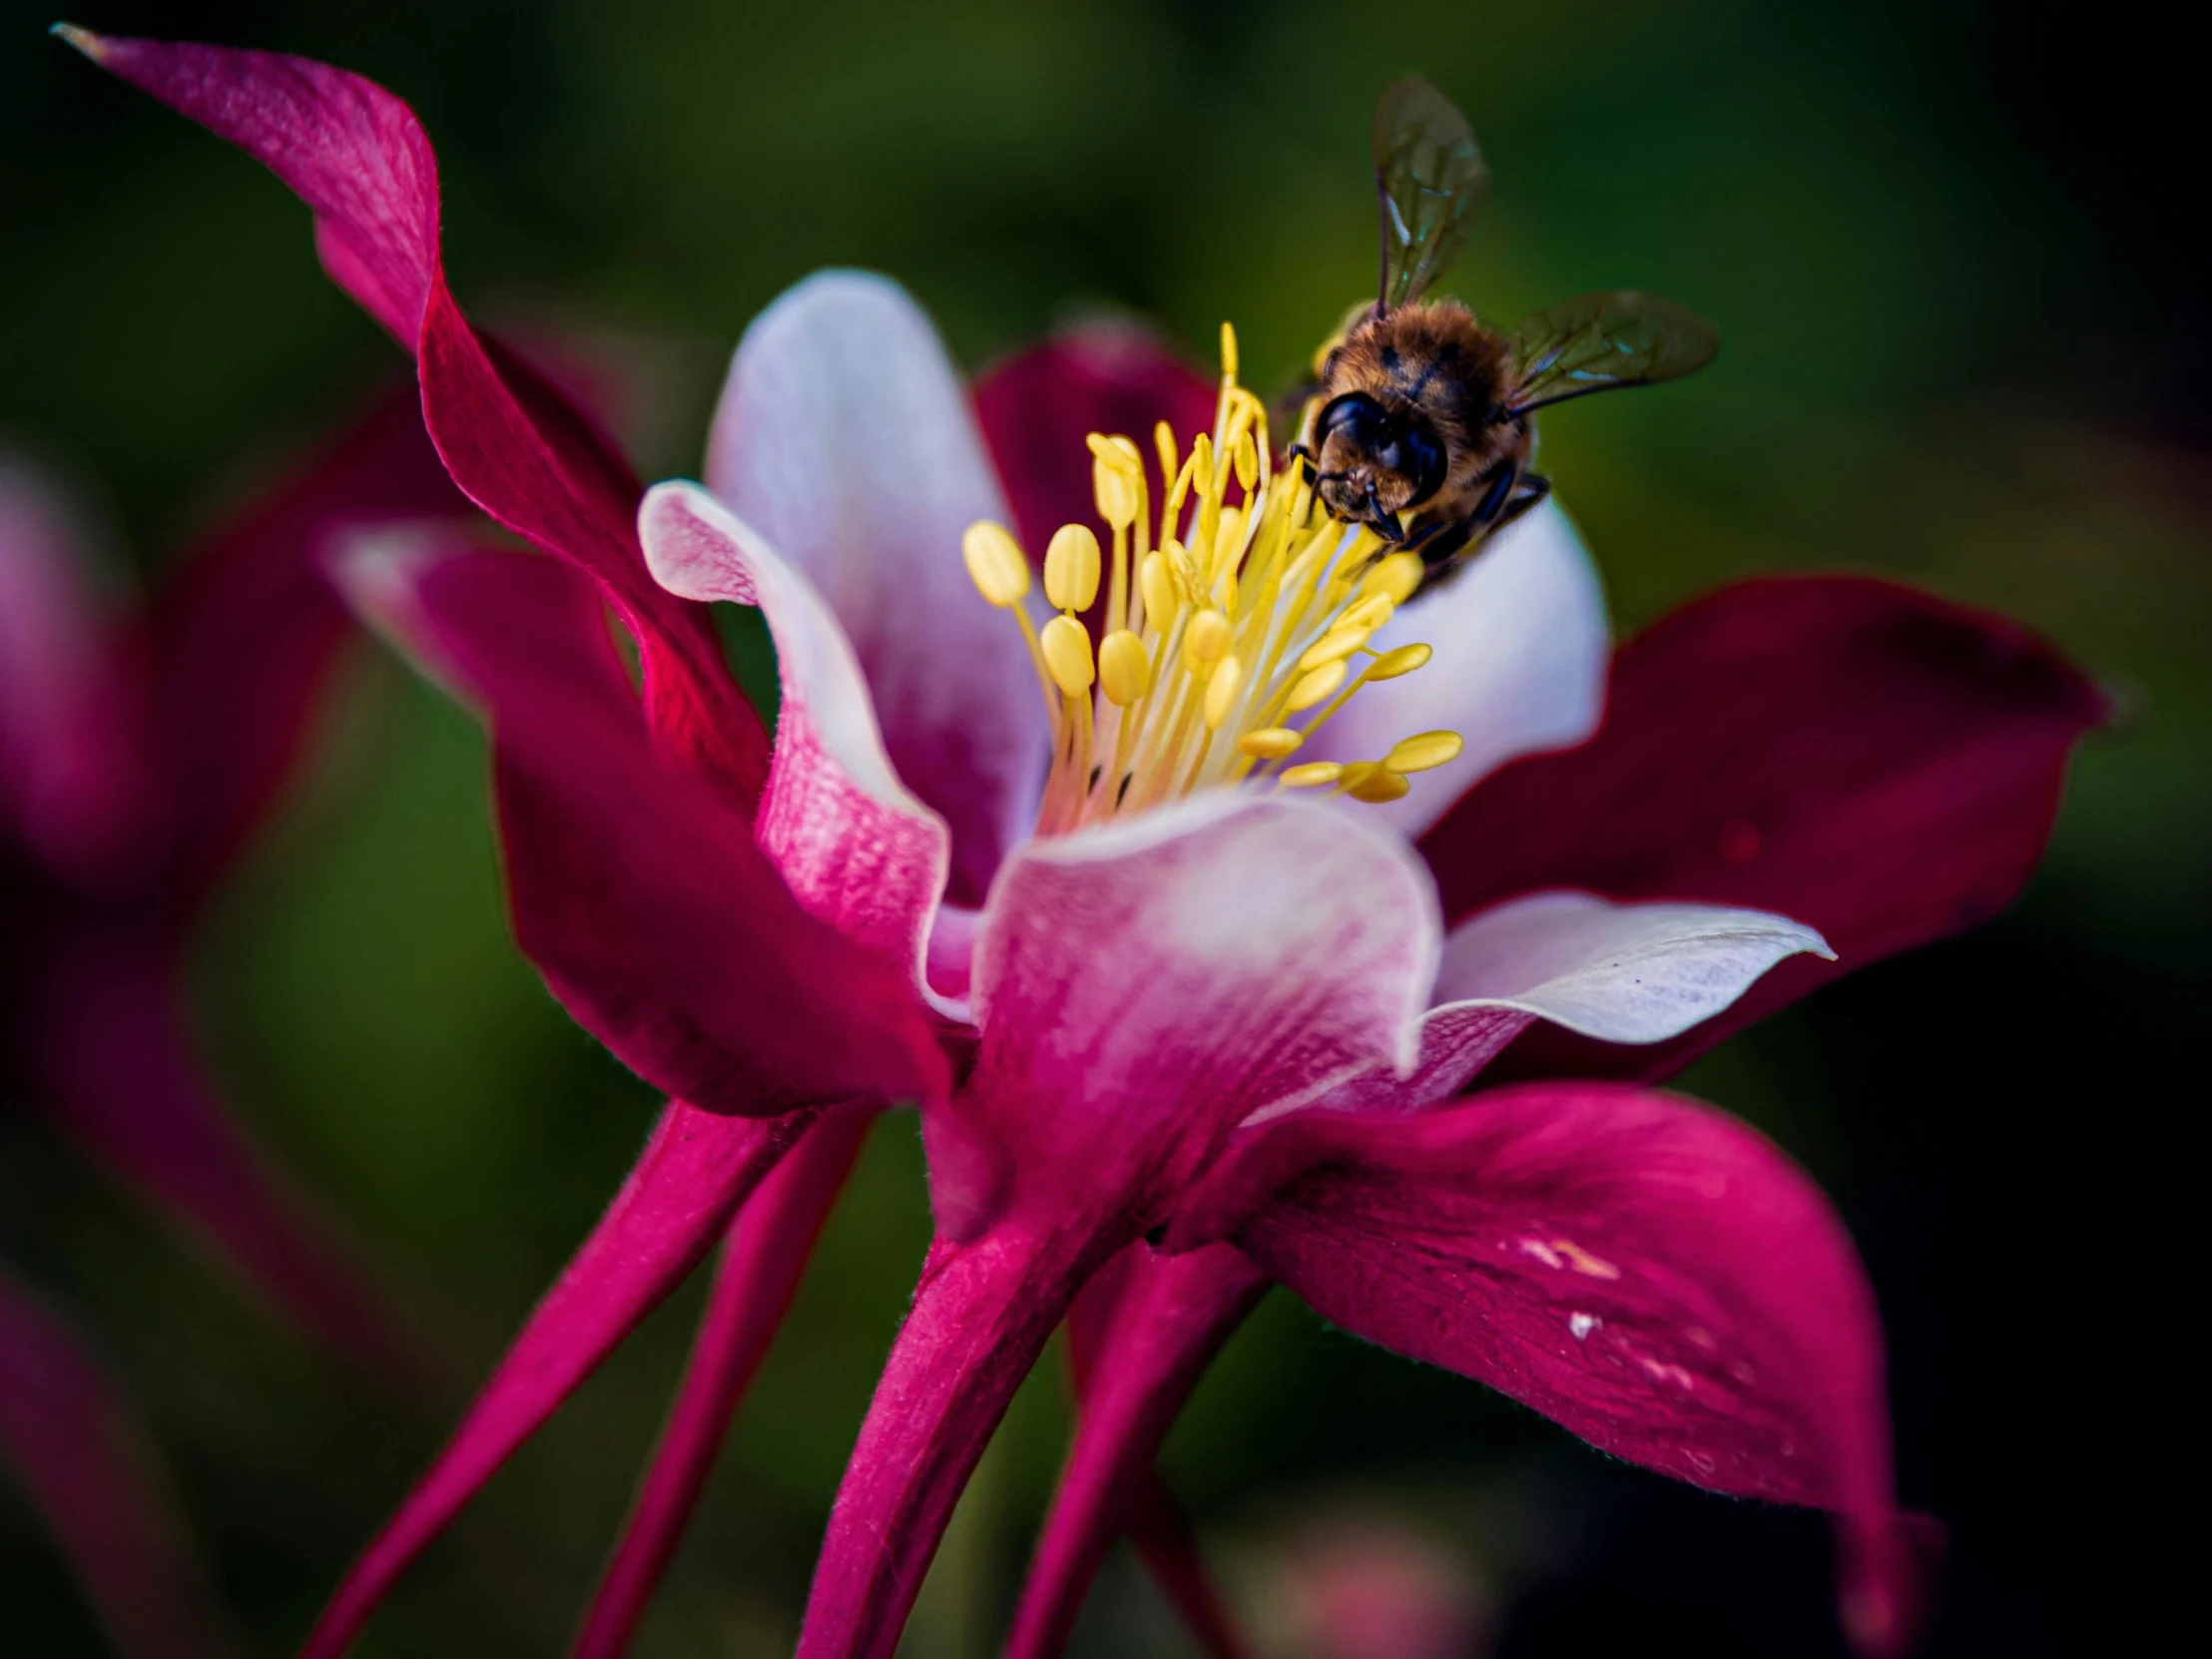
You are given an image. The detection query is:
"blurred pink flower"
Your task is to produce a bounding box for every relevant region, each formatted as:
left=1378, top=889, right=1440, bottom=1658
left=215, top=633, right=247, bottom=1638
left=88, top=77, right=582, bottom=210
left=0, top=392, right=459, bottom=1654
left=60, top=27, right=2105, bottom=1659
left=1264, top=1515, right=1486, bottom=1659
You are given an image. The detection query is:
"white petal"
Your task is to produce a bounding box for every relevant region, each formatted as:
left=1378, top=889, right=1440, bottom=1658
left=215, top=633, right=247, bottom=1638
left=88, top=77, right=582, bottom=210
left=1433, top=888, right=1834, bottom=1045
left=706, top=271, right=1047, bottom=900
left=1306, top=499, right=1609, bottom=838
left=641, top=480, right=957, bottom=1016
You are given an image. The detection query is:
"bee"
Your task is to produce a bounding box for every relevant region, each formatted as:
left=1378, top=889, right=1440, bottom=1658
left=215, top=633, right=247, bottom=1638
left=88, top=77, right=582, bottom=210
left=1295, top=77, right=1719, bottom=584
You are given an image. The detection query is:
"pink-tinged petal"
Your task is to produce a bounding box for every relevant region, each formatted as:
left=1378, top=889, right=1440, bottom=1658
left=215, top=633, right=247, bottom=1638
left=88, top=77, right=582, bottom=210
left=55, top=27, right=435, bottom=347
left=0, top=458, right=149, bottom=885
left=0, top=1264, right=232, bottom=1659
left=1304, top=502, right=1608, bottom=838
left=302, top=1102, right=810, bottom=1659
left=1006, top=1244, right=1266, bottom=1659
left=339, top=534, right=944, bottom=1114
left=940, top=796, right=1439, bottom=1239
left=146, top=381, right=466, bottom=912
left=640, top=482, right=955, bottom=1011
left=31, top=926, right=419, bottom=1380
left=1430, top=890, right=1831, bottom=1044
left=571, top=1103, right=871, bottom=1659
left=64, top=30, right=770, bottom=809
left=1419, top=576, right=2108, bottom=1081
left=1231, top=1082, right=1913, bottom=1656
left=707, top=272, right=1046, bottom=901
left=802, top=801, right=1439, bottom=1659
left=1241, top=892, right=1827, bottom=1133
left=970, top=321, right=1219, bottom=568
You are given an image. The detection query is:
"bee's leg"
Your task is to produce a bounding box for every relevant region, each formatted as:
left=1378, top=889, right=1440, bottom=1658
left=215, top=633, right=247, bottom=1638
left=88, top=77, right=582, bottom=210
left=1467, top=461, right=1518, bottom=527
left=1412, top=514, right=1478, bottom=573
left=1492, top=472, right=1551, bottom=531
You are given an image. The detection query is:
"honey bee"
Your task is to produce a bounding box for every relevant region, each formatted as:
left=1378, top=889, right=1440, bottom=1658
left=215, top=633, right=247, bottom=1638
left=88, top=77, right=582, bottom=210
left=1295, top=77, right=1719, bottom=583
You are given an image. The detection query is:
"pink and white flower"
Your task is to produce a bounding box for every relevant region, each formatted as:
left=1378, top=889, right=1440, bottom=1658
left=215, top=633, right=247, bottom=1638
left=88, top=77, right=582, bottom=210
left=59, top=26, right=2105, bottom=1659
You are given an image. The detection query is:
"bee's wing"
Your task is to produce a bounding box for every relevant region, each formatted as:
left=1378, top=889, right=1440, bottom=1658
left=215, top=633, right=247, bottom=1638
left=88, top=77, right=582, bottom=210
left=1504, top=289, right=1719, bottom=413
left=1374, top=76, right=1489, bottom=311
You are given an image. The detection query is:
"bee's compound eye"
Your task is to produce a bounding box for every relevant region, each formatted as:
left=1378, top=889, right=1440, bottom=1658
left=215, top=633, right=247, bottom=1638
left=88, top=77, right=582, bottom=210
left=1316, top=392, right=1389, bottom=450
left=1395, top=420, right=1447, bottom=509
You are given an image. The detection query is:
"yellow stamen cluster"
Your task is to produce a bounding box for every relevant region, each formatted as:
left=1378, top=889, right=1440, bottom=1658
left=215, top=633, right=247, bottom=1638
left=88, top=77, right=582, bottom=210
left=966, top=320, right=1463, bottom=832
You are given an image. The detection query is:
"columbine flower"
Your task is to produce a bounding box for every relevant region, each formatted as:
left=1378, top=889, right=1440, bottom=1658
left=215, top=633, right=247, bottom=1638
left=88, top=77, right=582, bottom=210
left=60, top=26, right=2106, bottom=1659
left=0, top=396, right=454, bottom=1656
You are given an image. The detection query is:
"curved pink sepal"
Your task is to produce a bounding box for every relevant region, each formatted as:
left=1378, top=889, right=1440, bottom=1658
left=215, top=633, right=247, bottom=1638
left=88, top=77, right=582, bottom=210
left=1233, top=1081, right=1914, bottom=1656
left=301, top=1102, right=809, bottom=1659
left=1421, top=576, right=2107, bottom=1080
left=570, top=1104, right=872, bottom=1659
left=341, top=536, right=944, bottom=1114
left=0, top=1267, right=233, bottom=1659
left=63, top=28, right=769, bottom=809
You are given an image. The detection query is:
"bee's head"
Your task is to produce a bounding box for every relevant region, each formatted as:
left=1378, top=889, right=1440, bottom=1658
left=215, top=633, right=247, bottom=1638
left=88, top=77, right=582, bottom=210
left=1311, top=392, right=1446, bottom=532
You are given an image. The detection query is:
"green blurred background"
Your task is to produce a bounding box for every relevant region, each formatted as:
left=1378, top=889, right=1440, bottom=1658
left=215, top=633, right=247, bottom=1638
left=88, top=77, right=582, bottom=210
left=3, top=2, right=2201, bottom=1654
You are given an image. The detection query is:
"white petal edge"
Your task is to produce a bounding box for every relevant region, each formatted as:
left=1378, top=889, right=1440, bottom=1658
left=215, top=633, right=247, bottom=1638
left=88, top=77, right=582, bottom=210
left=640, top=480, right=962, bottom=1019
left=1433, top=888, right=1834, bottom=1044
left=1305, top=499, right=1609, bottom=838
left=705, top=270, right=1047, bottom=897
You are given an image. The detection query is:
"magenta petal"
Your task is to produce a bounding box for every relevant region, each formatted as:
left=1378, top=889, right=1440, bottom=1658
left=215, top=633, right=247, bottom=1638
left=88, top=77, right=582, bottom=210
left=342, top=536, right=944, bottom=1114
left=147, top=381, right=465, bottom=910
left=570, top=1103, right=871, bottom=1659
left=32, top=927, right=418, bottom=1379
left=1006, top=1244, right=1266, bottom=1659
left=0, top=1265, right=231, bottom=1659
left=1420, top=576, right=2107, bottom=1079
left=302, top=1102, right=807, bottom=1659
left=66, top=30, right=769, bottom=809
left=1236, top=1081, right=1912, bottom=1655
left=971, top=322, right=1218, bottom=568
left=0, top=458, right=150, bottom=885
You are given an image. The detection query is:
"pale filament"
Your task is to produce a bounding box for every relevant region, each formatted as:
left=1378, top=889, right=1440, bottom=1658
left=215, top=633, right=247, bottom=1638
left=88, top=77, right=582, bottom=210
left=965, top=320, right=1463, bottom=832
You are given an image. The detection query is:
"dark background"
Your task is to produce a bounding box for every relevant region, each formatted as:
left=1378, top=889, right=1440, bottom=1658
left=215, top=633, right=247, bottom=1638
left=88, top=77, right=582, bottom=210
left=3, top=2, right=2201, bottom=1654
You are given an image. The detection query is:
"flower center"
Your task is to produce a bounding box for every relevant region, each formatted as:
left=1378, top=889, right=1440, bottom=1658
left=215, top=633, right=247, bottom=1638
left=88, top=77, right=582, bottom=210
left=963, top=322, right=1462, bottom=833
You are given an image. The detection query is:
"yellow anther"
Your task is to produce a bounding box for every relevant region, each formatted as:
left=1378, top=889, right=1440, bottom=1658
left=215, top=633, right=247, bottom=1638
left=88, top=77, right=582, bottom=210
left=1383, top=731, right=1464, bottom=774
left=1237, top=727, right=1303, bottom=759
left=1167, top=540, right=1205, bottom=603
left=1285, top=658, right=1348, bottom=713
left=1340, top=592, right=1394, bottom=632
left=1210, top=507, right=1245, bottom=580
left=1098, top=628, right=1150, bottom=706
left=1361, top=552, right=1424, bottom=605
left=1139, top=551, right=1177, bottom=626
left=1154, top=421, right=1179, bottom=494
left=1203, top=654, right=1242, bottom=730
left=1220, top=319, right=1239, bottom=381
left=1297, top=625, right=1373, bottom=675
left=1184, top=608, right=1233, bottom=667
left=1280, top=762, right=1344, bottom=789
left=1342, top=763, right=1411, bottom=804
left=1231, top=429, right=1258, bottom=492
left=1088, top=437, right=1140, bottom=530
left=1367, top=642, right=1432, bottom=681
left=962, top=520, right=1029, bottom=608
left=1192, top=432, right=1215, bottom=496
left=1044, top=523, right=1102, bottom=612
left=1040, top=614, right=1095, bottom=696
